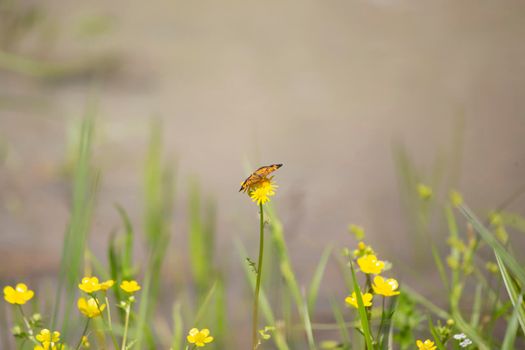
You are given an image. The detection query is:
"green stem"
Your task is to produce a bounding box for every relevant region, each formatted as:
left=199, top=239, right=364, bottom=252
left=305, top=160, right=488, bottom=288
left=252, top=203, right=265, bottom=350
left=121, top=303, right=131, bottom=350
left=105, top=295, right=120, bottom=350
left=75, top=319, right=90, bottom=350
left=17, top=306, right=39, bottom=345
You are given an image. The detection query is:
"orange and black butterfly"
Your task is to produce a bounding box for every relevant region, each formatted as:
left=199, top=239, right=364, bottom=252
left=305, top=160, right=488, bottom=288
left=239, top=163, right=283, bottom=192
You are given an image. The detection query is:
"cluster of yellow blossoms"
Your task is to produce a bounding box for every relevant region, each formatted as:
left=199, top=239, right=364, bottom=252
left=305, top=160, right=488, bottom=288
left=344, top=242, right=400, bottom=309
left=3, top=278, right=214, bottom=349
left=76, top=276, right=141, bottom=318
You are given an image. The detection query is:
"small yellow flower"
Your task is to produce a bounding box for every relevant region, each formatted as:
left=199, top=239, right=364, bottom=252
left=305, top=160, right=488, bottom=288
left=99, top=279, right=115, bottom=291
left=3, top=283, right=34, bottom=305
left=34, top=345, right=58, bottom=350
left=357, top=254, right=385, bottom=275
left=34, top=328, right=60, bottom=350
left=187, top=328, right=214, bottom=347
left=449, top=190, right=463, bottom=207
left=349, top=224, right=365, bottom=240
left=78, top=277, right=101, bottom=293
left=77, top=297, right=105, bottom=318
left=120, top=280, right=141, bottom=293
left=417, top=184, right=433, bottom=200
left=249, top=178, right=277, bottom=205
left=372, top=276, right=400, bottom=296
left=416, top=339, right=437, bottom=350
left=81, top=335, right=90, bottom=348
left=345, top=291, right=373, bottom=308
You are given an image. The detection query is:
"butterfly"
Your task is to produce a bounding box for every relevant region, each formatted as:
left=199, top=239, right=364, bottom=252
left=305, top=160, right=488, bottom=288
left=239, top=163, right=283, bottom=192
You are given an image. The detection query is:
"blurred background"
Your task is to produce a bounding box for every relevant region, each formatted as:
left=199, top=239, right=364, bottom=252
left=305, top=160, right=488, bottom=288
left=1, top=0, right=525, bottom=348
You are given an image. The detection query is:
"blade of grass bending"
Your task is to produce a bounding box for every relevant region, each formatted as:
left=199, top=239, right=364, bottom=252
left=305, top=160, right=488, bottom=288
left=193, top=282, right=217, bottom=326
left=401, top=286, right=450, bottom=320
left=495, top=252, right=525, bottom=335
left=307, top=246, right=332, bottom=316
left=329, top=297, right=351, bottom=347
left=501, top=294, right=523, bottom=350
left=459, top=205, right=525, bottom=287
left=236, top=240, right=290, bottom=350
left=349, top=261, right=374, bottom=350
left=427, top=317, right=446, bottom=350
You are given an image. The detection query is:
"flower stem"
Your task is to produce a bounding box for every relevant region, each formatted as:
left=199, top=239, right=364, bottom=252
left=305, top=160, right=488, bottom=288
left=75, top=319, right=90, bottom=350
left=17, top=306, right=38, bottom=345
left=121, top=303, right=131, bottom=350
left=252, top=203, right=265, bottom=350
left=105, top=295, right=120, bottom=350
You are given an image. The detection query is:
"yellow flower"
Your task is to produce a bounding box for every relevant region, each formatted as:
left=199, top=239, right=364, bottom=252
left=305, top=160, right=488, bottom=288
left=416, top=339, right=437, bottom=350
left=345, top=291, right=373, bottom=308
left=77, top=297, right=105, bottom=318
left=349, top=224, right=365, bottom=240
left=81, top=335, right=90, bottom=348
left=187, top=328, right=214, bottom=347
left=3, top=283, right=34, bottom=305
left=78, top=277, right=101, bottom=293
left=249, top=178, right=277, bottom=205
left=36, top=329, right=60, bottom=343
left=449, top=190, right=463, bottom=207
left=372, top=276, right=400, bottom=296
left=99, top=279, right=115, bottom=291
left=417, top=184, right=433, bottom=200
left=34, top=345, right=58, bottom=350
left=120, top=280, right=141, bottom=293
left=357, top=254, right=385, bottom=275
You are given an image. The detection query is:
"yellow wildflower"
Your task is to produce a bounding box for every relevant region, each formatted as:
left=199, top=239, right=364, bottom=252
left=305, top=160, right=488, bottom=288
left=449, top=190, right=463, bottom=207
left=34, top=344, right=58, bottom=350
left=187, top=328, right=214, bottom=347
left=417, top=184, right=433, bottom=200
left=249, top=178, right=277, bottom=205
left=372, top=276, right=400, bottom=296
left=34, top=328, right=60, bottom=350
left=345, top=291, right=373, bottom=308
left=81, top=336, right=90, bottom=348
left=3, top=283, right=34, bottom=305
left=349, top=224, right=365, bottom=240
left=78, top=277, right=101, bottom=294
left=416, top=339, right=437, bottom=350
left=357, top=254, right=385, bottom=275
left=99, top=279, right=115, bottom=291
left=120, top=280, right=141, bottom=293
left=77, top=297, right=105, bottom=318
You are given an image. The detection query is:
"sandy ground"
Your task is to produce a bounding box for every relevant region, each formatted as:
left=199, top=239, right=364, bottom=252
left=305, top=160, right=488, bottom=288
left=1, top=0, right=525, bottom=347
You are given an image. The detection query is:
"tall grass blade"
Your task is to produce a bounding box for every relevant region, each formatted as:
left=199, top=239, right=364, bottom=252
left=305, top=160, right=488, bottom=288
left=349, top=261, right=374, bottom=350
left=52, top=116, right=98, bottom=335
left=459, top=205, right=525, bottom=287
left=171, top=301, right=183, bottom=350
left=329, top=297, right=351, bottom=348
left=136, top=122, right=175, bottom=350
left=501, top=294, right=522, bottom=350
left=495, top=252, right=525, bottom=335
left=307, top=246, right=332, bottom=316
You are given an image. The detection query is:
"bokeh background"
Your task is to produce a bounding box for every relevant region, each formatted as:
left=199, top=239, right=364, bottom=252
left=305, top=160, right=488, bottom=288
left=1, top=0, right=525, bottom=348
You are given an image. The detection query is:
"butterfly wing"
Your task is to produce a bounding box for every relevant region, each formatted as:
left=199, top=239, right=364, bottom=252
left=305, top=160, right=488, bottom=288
left=239, top=164, right=283, bottom=192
